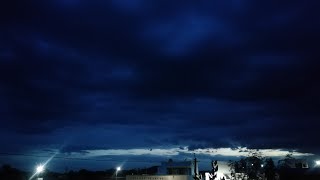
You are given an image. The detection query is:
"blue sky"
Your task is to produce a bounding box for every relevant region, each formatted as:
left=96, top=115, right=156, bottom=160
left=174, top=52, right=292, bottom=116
left=1, top=0, right=320, bottom=172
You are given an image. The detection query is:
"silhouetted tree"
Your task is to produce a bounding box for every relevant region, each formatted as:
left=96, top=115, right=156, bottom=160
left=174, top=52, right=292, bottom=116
left=228, top=160, right=235, bottom=173
left=228, top=151, right=265, bottom=180
left=265, top=158, right=276, bottom=180
left=0, top=164, right=25, bottom=180
left=278, top=153, right=295, bottom=169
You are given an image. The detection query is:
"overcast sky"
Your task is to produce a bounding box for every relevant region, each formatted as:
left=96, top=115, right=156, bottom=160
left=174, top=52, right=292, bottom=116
left=1, top=0, right=320, bottom=172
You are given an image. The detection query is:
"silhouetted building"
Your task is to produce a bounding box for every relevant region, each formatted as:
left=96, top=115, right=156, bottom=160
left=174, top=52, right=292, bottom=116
left=157, top=159, right=197, bottom=176
left=278, top=158, right=309, bottom=169
left=127, top=159, right=198, bottom=180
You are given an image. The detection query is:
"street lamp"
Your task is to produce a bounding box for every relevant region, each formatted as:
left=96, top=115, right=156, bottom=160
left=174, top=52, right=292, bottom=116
left=116, top=167, right=121, bottom=180
left=315, top=160, right=320, bottom=166
left=36, top=165, right=44, bottom=174
left=36, top=164, right=44, bottom=180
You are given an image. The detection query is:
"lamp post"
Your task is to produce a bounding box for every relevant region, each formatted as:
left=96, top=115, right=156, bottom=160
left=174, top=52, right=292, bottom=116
left=36, top=164, right=44, bottom=180
left=116, top=167, right=121, bottom=180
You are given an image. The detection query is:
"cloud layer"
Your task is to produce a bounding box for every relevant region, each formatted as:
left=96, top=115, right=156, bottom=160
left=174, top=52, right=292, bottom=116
left=1, top=0, right=320, bottom=170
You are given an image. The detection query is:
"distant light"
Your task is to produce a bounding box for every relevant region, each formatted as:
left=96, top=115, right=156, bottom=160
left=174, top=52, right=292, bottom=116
left=261, top=164, right=264, bottom=168
left=36, top=165, right=44, bottom=173
left=315, top=160, right=320, bottom=166
left=117, top=167, right=121, bottom=171
left=251, top=164, right=254, bottom=166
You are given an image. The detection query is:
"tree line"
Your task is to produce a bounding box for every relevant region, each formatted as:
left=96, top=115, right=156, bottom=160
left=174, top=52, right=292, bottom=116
left=227, top=151, right=316, bottom=180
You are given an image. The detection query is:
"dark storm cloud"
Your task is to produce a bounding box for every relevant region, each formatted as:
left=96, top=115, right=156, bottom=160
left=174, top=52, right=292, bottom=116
left=1, top=0, right=320, bottom=159
left=0, top=33, right=87, bottom=133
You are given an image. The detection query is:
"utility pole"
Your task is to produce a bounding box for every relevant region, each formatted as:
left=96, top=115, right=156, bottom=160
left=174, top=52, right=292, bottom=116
left=193, top=153, right=201, bottom=180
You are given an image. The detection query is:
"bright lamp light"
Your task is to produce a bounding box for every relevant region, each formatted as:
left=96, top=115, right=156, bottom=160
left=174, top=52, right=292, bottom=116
left=117, top=167, right=121, bottom=171
left=315, top=160, right=320, bottom=166
left=36, top=165, right=44, bottom=173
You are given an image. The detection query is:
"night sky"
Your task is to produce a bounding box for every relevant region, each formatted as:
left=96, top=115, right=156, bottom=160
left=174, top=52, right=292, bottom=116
left=1, top=0, right=320, bottom=172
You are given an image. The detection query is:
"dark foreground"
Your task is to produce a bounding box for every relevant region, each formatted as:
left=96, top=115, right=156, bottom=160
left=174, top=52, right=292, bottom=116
left=278, top=168, right=320, bottom=180
left=0, top=165, right=157, bottom=180
left=2, top=165, right=320, bottom=180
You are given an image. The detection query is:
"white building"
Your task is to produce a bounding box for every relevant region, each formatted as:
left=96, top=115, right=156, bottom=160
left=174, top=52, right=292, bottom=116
left=126, top=159, right=229, bottom=180
left=127, top=159, right=198, bottom=180
left=126, top=174, right=194, bottom=180
left=157, top=159, right=198, bottom=176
